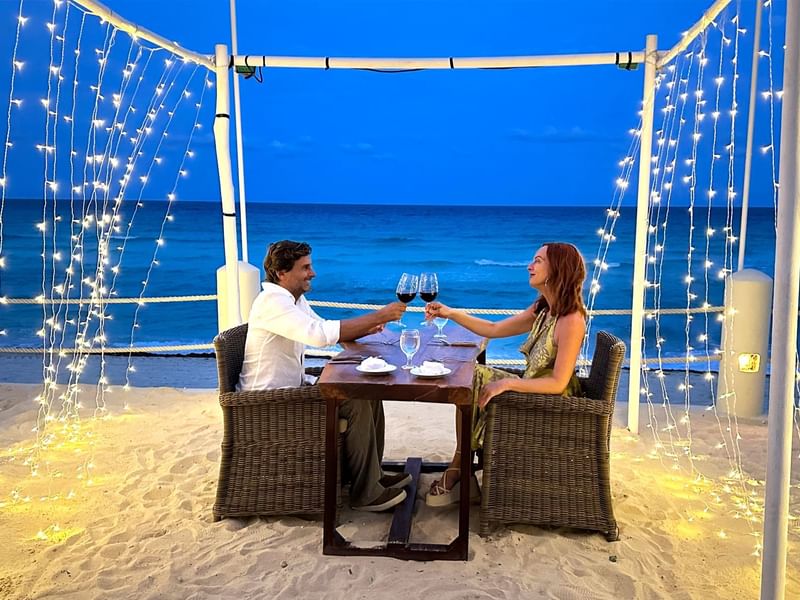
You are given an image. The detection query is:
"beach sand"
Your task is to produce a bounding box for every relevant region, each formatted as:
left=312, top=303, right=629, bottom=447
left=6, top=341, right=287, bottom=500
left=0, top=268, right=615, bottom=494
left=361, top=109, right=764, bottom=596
left=0, top=365, right=798, bottom=599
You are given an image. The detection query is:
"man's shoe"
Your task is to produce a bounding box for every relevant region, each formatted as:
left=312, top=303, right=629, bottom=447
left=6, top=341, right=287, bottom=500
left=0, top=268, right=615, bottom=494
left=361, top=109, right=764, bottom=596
left=353, top=488, right=407, bottom=512
left=379, top=472, right=412, bottom=489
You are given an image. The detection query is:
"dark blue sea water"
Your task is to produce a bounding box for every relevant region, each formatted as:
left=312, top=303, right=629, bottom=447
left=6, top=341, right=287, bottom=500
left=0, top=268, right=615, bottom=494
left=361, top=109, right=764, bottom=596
left=0, top=199, right=778, bottom=361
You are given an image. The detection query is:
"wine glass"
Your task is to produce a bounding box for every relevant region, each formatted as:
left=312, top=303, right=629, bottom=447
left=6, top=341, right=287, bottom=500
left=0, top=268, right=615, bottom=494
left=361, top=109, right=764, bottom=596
left=433, top=317, right=449, bottom=339
left=419, top=272, right=438, bottom=325
left=399, top=329, right=421, bottom=370
left=395, top=273, right=419, bottom=328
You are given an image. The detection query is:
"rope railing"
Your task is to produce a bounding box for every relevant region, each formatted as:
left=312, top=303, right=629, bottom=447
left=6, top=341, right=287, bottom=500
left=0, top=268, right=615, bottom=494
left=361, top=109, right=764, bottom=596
left=0, top=294, right=729, bottom=365
left=0, top=344, right=720, bottom=368
left=0, top=295, right=725, bottom=316
left=0, top=344, right=214, bottom=354
left=0, top=294, right=729, bottom=367
left=1, top=294, right=217, bottom=305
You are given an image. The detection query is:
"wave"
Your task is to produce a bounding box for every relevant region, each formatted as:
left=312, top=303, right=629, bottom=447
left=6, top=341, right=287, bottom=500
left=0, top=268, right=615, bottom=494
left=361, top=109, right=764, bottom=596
left=474, top=259, right=528, bottom=267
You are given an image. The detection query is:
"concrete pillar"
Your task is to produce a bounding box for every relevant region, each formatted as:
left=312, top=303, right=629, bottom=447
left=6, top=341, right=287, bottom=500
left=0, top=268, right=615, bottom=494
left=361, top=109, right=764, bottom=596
left=217, top=262, right=260, bottom=332
left=717, top=268, right=773, bottom=417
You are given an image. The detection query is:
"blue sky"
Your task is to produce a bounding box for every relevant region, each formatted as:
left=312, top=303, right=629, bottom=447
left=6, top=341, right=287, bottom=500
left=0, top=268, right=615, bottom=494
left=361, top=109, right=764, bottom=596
left=0, top=0, right=787, bottom=206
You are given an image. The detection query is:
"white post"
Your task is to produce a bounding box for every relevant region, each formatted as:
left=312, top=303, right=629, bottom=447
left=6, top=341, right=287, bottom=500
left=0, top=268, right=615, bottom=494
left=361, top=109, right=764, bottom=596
left=761, top=0, right=800, bottom=596
left=229, top=0, right=249, bottom=264
left=738, top=0, right=764, bottom=272
left=627, top=34, right=658, bottom=435
left=213, top=44, right=242, bottom=330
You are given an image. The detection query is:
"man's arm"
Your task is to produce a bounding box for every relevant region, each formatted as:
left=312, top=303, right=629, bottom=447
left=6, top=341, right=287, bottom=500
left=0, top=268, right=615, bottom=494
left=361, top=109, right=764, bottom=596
left=253, top=293, right=341, bottom=347
left=338, top=302, right=407, bottom=342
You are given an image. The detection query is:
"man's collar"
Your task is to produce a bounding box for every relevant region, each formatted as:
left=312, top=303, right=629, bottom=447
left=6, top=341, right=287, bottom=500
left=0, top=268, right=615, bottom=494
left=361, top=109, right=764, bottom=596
left=262, top=281, right=303, bottom=303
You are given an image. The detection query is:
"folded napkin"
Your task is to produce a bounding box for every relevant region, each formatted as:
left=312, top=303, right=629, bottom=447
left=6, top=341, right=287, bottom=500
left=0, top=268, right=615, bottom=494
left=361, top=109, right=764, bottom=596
left=418, top=360, right=447, bottom=375
left=360, top=356, right=389, bottom=371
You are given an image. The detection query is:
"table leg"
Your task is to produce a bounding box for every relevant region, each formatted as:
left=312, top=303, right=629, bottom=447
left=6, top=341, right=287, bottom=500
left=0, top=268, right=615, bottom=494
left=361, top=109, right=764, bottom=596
left=322, top=398, right=340, bottom=553
left=456, top=403, right=472, bottom=560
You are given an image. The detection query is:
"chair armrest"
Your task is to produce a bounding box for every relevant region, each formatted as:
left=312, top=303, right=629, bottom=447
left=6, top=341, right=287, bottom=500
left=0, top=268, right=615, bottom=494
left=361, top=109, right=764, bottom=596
left=492, top=390, right=613, bottom=416
left=305, top=366, right=324, bottom=377
left=219, top=385, right=323, bottom=407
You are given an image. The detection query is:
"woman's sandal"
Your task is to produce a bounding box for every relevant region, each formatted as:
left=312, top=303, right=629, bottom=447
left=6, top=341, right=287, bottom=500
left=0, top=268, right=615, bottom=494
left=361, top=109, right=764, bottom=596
left=425, top=467, right=480, bottom=507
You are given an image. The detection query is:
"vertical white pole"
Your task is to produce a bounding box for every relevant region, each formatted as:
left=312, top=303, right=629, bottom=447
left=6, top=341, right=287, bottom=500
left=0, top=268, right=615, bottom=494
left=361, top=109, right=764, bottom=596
left=214, top=43, right=242, bottom=327
left=627, top=34, right=658, bottom=435
left=738, top=0, right=764, bottom=272
left=229, top=0, right=249, bottom=263
left=761, top=1, right=800, bottom=597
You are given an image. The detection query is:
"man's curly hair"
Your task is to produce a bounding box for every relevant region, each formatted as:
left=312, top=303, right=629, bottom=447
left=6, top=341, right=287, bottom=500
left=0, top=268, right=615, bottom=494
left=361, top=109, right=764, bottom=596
left=263, top=240, right=312, bottom=283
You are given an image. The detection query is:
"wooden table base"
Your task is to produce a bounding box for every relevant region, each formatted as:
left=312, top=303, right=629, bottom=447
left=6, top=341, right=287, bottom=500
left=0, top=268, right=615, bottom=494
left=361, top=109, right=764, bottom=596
left=323, top=405, right=473, bottom=561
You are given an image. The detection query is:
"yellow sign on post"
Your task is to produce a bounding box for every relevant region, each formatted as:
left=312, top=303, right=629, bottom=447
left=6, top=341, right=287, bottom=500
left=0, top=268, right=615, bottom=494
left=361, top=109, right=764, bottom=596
left=737, top=353, right=761, bottom=373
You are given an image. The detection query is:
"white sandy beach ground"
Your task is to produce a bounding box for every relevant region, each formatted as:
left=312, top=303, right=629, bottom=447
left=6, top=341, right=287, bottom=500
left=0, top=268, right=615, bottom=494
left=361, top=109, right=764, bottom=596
left=0, top=362, right=798, bottom=599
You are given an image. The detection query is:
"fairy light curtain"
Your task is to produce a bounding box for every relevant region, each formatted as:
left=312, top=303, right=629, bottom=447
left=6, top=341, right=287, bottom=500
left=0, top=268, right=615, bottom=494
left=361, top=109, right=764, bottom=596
left=589, top=2, right=795, bottom=552
left=0, top=0, right=212, bottom=500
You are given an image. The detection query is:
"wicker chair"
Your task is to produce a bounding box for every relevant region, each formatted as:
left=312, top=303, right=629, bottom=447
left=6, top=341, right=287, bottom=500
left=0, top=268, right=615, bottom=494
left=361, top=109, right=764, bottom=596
left=212, top=323, right=334, bottom=521
left=479, top=330, right=626, bottom=541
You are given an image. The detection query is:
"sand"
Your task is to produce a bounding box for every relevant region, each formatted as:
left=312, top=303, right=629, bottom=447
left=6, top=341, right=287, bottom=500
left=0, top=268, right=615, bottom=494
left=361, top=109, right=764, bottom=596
left=0, top=372, right=798, bottom=599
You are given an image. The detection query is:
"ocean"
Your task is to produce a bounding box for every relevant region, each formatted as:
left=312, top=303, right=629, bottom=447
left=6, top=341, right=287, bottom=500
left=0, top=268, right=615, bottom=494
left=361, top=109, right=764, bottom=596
left=0, top=199, right=778, bottom=362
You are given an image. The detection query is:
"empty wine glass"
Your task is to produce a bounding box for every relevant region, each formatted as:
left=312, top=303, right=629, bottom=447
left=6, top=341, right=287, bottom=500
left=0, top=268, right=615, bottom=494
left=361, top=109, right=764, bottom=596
left=419, top=272, right=438, bottom=325
left=433, top=317, right=449, bottom=339
left=395, top=273, right=419, bottom=328
left=399, top=329, right=421, bottom=370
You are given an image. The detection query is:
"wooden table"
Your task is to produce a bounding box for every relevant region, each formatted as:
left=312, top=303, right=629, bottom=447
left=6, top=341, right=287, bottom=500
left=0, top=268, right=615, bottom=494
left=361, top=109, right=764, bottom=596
left=318, top=324, right=486, bottom=561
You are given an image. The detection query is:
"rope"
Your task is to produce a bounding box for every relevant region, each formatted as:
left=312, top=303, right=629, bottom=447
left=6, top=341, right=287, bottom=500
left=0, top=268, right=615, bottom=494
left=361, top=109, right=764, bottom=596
left=0, top=345, right=718, bottom=366
left=0, top=295, right=725, bottom=315
left=0, top=344, right=214, bottom=354
left=2, top=294, right=217, bottom=305
left=0, top=344, right=717, bottom=366
left=306, top=300, right=724, bottom=316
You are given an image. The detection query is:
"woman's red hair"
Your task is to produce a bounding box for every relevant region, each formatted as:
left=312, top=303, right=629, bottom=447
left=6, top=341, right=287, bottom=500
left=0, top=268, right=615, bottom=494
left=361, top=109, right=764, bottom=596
left=532, top=242, right=587, bottom=318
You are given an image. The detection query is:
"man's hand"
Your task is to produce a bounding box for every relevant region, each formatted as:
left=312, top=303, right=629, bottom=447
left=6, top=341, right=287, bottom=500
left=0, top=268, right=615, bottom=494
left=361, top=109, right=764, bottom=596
left=424, top=301, right=452, bottom=320
left=376, top=301, right=407, bottom=323
left=340, top=302, right=406, bottom=342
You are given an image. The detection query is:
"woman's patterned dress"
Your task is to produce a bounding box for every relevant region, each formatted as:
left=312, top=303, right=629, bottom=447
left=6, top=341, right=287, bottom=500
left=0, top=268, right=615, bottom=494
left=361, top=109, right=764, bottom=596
left=470, top=310, right=582, bottom=449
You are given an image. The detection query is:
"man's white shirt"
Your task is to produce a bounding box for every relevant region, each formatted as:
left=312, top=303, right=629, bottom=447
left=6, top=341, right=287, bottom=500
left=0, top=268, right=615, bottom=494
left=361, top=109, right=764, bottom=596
left=237, top=282, right=340, bottom=390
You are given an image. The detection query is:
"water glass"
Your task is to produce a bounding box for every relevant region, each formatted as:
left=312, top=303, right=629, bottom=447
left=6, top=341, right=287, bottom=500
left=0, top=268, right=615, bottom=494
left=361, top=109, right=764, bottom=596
left=399, top=329, right=421, bottom=370
left=433, top=317, right=449, bottom=339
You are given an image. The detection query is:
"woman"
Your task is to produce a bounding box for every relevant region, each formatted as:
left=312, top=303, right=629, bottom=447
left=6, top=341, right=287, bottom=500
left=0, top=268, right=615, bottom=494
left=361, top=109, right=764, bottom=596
left=424, top=242, right=587, bottom=506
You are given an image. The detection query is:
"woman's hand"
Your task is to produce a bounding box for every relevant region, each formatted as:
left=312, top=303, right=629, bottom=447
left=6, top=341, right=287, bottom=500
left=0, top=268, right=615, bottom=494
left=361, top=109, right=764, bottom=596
left=365, top=323, right=385, bottom=336
left=424, top=301, right=452, bottom=320
left=478, top=379, right=510, bottom=409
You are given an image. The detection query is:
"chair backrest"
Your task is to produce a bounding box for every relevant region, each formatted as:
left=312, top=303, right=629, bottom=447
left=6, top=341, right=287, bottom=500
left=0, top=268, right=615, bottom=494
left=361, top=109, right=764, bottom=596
left=213, top=323, right=249, bottom=393
left=582, top=331, right=626, bottom=403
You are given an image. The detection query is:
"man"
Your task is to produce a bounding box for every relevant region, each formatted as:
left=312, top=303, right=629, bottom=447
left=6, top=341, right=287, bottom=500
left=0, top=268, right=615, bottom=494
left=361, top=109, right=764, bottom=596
left=237, top=240, right=410, bottom=512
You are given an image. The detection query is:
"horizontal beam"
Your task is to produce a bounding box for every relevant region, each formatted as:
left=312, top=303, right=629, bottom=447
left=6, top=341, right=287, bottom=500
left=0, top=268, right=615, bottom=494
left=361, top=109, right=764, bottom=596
left=70, top=0, right=213, bottom=69
left=229, top=51, right=647, bottom=71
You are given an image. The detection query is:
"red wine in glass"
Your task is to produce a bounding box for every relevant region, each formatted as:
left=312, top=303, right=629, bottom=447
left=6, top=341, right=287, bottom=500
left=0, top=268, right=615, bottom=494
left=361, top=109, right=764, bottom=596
left=397, top=292, right=417, bottom=303
left=419, top=272, right=439, bottom=325
left=394, top=273, right=419, bottom=327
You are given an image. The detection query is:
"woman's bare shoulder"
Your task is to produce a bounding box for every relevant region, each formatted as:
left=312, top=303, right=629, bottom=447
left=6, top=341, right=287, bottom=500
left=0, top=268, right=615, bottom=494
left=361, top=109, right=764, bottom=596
left=555, top=311, right=586, bottom=333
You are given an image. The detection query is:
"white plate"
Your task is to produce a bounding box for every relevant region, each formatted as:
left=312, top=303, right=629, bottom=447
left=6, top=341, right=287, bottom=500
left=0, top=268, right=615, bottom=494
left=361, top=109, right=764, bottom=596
left=410, top=366, right=452, bottom=378
left=355, top=364, right=397, bottom=375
